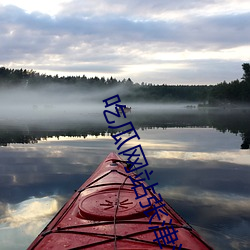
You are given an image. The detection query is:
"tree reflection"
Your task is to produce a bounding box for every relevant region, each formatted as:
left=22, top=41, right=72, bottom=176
left=0, top=109, right=250, bottom=149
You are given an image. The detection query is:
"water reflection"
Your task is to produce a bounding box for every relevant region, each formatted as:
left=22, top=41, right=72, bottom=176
left=0, top=108, right=250, bottom=249
left=0, top=107, right=250, bottom=149
left=0, top=196, right=62, bottom=250
left=1, top=196, right=59, bottom=228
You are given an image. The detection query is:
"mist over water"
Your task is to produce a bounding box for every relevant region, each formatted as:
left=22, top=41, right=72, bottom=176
left=0, top=84, right=250, bottom=150
left=0, top=85, right=102, bottom=122
left=0, top=84, right=199, bottom=125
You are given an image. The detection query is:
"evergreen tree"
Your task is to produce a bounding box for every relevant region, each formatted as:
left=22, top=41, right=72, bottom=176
left=242, top=63, right=250, bottom=83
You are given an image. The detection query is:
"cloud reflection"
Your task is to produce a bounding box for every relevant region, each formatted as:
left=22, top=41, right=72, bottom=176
left=151, top=150, right=250, bottom=167
left=159, top=186, right=250, bottom=216
left=0, top=196, right=59, bottom=229
left=0, top=196, right=61, bottom=249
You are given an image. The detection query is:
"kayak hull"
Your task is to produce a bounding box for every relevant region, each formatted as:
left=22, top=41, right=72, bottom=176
left=28, top=152, right=213, bottom=250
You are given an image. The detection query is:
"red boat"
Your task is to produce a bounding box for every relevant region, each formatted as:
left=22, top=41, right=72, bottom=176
left=28, top=152, right=213, bottom=249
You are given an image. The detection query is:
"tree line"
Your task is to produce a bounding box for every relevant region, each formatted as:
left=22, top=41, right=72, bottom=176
left=0, top=63, right=249, bottom=104
left=208, top=63, right=250, bottom=105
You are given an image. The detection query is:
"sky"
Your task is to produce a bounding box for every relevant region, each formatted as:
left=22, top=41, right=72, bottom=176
left=0, top=0, right=250, bottom=85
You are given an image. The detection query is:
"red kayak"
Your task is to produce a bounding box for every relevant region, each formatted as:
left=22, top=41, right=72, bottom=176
left=28, top=152, right=213, bottom=249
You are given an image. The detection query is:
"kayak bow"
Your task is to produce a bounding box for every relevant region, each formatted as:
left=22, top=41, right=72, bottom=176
left=28, top=152, right=213, bottom=250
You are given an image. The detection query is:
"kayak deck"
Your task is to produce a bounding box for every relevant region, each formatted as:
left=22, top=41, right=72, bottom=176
left=28, top=152, right=213, bottom=249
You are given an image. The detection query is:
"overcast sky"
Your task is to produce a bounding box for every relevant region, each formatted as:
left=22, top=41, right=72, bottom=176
left=0, top=0, right=250, bottom=85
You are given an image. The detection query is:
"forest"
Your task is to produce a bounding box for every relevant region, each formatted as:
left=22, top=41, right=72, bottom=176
left=0, top=63, right=249, bottom=104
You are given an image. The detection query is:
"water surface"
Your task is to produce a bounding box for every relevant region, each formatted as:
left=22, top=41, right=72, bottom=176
left=0, top=106, right=250, bottom=249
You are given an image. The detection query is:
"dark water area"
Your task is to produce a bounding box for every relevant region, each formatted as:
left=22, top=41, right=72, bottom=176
left=0, top=105, right=250, bottom=249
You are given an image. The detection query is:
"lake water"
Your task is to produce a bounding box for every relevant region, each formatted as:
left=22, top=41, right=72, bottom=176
left=0, top=104, right=250, bottom=250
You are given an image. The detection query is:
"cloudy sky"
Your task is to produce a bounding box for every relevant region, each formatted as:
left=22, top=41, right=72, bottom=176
left=0, top=0, right=250, bottom=85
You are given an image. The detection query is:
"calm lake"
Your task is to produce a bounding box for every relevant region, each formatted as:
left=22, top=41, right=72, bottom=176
left=0, top=104, right=250, bottom=250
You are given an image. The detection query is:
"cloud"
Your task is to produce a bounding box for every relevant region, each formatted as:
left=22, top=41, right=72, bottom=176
left=58, top=0, right=246, bottom=19
left=3, top=5, right=248, bottom=49
left=0, top=1, right=250, bottom=84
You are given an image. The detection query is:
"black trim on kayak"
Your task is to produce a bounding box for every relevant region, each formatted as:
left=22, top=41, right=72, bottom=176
left=113, top=172, right=129, bottom=249
left=56, top=220, right=184, bottom=230
left=80, top=182, right=134, bottom=190
left=110, top=159, right=128, bottom=164
left=29, top=166, right=213, bottom=250
left=44, top=222, right=188, bottom=235
left=52, top=227, right=189, bottom=250
left=40, top=221, right=191, bottom=249
left=79, top=169, right=132, bottom=191
left=110, top=159, right=135, bottom=172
